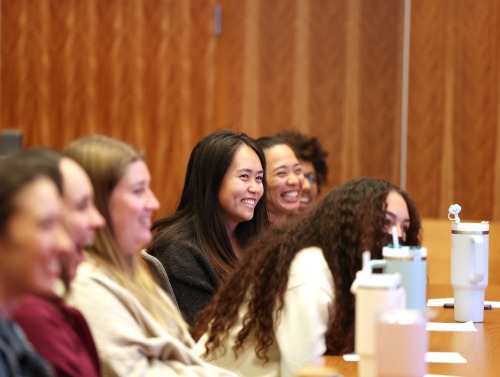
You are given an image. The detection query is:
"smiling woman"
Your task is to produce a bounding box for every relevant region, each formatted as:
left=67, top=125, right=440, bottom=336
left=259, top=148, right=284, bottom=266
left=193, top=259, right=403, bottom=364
left=257, top=137, right=305, bottom=224
left=0, top=153, right=72, bottom=377
left=64, top=135, right=235, bottom=377
left=148, top=130, right=269, bottom=326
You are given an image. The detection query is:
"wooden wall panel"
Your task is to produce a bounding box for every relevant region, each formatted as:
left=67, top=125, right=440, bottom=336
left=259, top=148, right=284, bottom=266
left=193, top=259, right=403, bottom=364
left=216, top=0, right=404, bottom=193
left=1, top=0, right=218, bottom=216
left=2, top=0, right=404, bottom=218
left=408, top=0, right=500, bottom=221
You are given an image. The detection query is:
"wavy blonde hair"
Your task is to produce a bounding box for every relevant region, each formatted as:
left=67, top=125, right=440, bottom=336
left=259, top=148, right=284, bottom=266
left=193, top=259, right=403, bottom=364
left=66, top=135, right=189, bottom=341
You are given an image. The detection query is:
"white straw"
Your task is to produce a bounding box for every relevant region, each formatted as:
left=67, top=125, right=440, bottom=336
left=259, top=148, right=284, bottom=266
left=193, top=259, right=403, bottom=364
left=362, top=251, right=371, bottom=273
left=392, top=226, right=399, bottom=248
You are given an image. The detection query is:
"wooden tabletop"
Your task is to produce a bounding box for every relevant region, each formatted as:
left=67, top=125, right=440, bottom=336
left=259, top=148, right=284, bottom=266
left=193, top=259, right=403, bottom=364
left=323, top=284, right=500, bottom=377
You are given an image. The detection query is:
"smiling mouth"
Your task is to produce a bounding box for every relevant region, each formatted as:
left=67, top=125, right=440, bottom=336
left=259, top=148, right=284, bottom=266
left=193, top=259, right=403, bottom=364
left=281, top=191, right=299, bottom=201
left=300, top=196, right=312, bottom=204
left=242, top=198, right=256, bottom=207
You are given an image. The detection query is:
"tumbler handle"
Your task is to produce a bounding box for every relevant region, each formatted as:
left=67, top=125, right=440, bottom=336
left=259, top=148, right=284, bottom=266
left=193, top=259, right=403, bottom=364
left=470, top=235, right=484, bottom=283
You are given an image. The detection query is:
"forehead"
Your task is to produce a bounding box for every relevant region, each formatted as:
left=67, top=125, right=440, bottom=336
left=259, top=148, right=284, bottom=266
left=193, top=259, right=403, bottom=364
left=13, top=177, right=61, bottom=217
left=229, top=144, right=262, bottom=170
left=386, top=191, right=409, bottom=218
left=120, top=159, right=150, bottom=183
left=60, top=158, right=94, bottom=199
left=300, top=160, right=315, bottom=174
left=264, top=144, right=299, bottom=169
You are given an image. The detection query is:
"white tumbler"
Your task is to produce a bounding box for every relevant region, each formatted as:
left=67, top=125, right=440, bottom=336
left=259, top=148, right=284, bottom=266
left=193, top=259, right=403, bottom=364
left=451, top=221, right=489, bottom=322
left=352, top=270, right=405, bottom=377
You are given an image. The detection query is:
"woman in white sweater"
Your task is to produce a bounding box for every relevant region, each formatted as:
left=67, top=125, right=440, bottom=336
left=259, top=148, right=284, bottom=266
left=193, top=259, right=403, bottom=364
left=192, top=177, right=422, bottom=377
left=65, top=135, right=235, bottom=377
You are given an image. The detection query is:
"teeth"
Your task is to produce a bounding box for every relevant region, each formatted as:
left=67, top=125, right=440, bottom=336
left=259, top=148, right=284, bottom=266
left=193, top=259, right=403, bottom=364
left=242, top=199, right=256, bottom=206
left=282, top=191, right=299, bottom=198
left=300, top=197, right=311, bottom=203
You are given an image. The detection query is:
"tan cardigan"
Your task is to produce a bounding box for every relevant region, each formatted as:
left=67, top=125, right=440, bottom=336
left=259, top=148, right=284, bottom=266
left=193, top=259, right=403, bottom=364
left=67, top=261, right=236, bottom=377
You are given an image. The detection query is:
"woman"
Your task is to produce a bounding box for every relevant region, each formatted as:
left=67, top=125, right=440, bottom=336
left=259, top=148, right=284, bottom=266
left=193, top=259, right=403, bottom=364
left=12, top=149, right=105, bottom=377
left=149, top=130, right=268, bottom=325
left=277, top=131, right=329, bottom=209
left=0, top=152, right=73, bottom=376
left=65, top=135, right=235, bottom=377
left=257, top=136, right=304, bottom=224
left=192, top=178, right=422, bottom=377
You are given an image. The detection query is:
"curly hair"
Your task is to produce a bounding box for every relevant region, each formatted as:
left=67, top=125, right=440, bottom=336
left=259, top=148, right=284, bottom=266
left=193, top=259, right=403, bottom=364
left=277, top=131, right=329, bottom=189
left=192, top=178, right=422, bottom=359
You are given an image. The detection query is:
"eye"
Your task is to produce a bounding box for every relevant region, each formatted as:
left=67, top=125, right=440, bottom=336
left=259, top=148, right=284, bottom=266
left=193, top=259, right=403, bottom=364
left=401, top=225, right=410, bottom=234
left=256, top=175, right=263, bottom=183
left=384, top=217, right=393, bottom=229
left=294, top=168, right=303, bottom=176
left=240, top=174, right=249, bottom=180
left=276, top=171, right=287, bottom=178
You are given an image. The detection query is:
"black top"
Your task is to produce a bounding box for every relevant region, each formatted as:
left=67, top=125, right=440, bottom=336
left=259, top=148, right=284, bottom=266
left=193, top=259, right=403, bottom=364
left=0, top=314, right=54, bottom=377
left=149, top=240, right=221, bottom=325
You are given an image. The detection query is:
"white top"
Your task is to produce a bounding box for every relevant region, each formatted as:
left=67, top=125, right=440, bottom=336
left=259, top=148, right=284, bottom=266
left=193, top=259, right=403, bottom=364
left=67, top=261, right=236, bottom=377
left=195, top=246, right=335, bottom=377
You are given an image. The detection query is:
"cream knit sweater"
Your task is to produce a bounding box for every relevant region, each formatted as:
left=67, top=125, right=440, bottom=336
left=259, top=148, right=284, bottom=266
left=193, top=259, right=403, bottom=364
left=67, top=261, right=236, bottom=377
left=195, top=247, right=335, bottom=377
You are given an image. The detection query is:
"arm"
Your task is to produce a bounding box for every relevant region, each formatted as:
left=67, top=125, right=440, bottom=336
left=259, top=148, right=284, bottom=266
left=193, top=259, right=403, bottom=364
left=154, top=241, right=221, bottom=325
left=68, top=265, right=233, bottom=377
left=275, top=248, right=335, bottom=377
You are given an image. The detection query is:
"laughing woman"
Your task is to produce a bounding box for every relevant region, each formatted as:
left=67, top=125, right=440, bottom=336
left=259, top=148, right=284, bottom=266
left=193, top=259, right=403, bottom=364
left=257, top=137, right=304, bottom=225
left=148, top=131, right=269, bottom=325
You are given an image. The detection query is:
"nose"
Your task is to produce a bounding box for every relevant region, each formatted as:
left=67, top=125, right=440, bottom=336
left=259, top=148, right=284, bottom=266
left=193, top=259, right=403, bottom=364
left=90, top=205, right=105, bottom=229
left=146, top=189, right=160, bottom=211
left=286, top=173, right=300, bottom=186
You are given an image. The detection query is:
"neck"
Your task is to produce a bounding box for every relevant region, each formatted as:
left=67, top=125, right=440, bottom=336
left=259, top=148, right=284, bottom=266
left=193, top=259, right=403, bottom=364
left=270, top=212, right=287, bottom=226
left=0, top=285, right=21, bottom=319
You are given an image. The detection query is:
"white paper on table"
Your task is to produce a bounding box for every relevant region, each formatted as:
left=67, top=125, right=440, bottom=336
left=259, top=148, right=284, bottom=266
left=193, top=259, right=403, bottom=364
left=426, top=321, right=476, bottom=332
left=427, top=298, right=500, bottom=308
left=425, top=375, right=464, bottom=377
left=426, top=352, right=467, bottom=364
left=343, top=352, right=466, bottom=364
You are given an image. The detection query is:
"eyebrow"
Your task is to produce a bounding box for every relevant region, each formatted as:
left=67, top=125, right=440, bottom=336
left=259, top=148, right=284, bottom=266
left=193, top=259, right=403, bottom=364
left=272, top=163, right=301, bottom=172
left=237, top=168, right=264, bottom=174
left=386, top=211, right=410, bottom=222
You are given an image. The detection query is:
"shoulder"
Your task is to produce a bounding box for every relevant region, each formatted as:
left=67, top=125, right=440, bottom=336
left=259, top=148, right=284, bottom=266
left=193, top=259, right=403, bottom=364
left=13, top=296, right=63, bottom=325
left=288, top=247, right=333, bottom=290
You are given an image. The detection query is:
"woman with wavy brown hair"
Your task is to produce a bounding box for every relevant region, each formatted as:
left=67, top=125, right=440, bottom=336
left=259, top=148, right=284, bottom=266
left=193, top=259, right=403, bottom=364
left=192, top=177, right=421, bottom=377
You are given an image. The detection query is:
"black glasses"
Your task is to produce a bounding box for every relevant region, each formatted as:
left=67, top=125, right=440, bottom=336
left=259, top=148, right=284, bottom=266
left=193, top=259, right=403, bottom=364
left=305, top=173, right=316, bottom=184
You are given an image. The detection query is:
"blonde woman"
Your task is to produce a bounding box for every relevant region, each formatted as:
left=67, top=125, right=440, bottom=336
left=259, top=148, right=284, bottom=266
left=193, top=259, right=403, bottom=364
left=65, top=135, right=234, bottom=377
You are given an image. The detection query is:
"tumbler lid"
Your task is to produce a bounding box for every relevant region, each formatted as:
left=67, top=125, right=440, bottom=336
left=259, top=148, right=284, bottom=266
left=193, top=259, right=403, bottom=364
left=383, top=246, right=427, bottom=259
left=354, top=271, right=401, bottom=289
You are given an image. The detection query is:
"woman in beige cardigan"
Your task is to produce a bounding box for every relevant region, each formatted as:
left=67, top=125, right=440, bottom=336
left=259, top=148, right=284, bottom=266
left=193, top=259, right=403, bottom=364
left=65, top=135, right=235, bottom=377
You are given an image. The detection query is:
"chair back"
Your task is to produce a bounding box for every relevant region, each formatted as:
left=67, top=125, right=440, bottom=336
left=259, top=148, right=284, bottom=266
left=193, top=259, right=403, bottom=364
left=140, top=249, right=179, bottom=310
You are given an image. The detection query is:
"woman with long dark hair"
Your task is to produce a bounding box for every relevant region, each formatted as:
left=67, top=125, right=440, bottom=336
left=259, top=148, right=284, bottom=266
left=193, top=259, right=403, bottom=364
left=148, top=130, right=268, bottom=325
left=192, top=178, right=421, bottom=377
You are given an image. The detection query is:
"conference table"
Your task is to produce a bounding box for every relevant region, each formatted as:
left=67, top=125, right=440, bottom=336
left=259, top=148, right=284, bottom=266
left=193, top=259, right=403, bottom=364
left=323, top=284, right=500, bottom=377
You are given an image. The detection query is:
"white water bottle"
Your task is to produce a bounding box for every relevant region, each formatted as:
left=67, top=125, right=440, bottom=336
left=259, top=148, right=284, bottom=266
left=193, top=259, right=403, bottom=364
left=351, top=252, right=405, bottom=377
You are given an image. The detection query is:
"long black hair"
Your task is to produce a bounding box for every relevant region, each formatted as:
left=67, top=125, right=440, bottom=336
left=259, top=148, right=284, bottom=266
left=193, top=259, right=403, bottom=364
left=150, top=130, right=269, bottom=278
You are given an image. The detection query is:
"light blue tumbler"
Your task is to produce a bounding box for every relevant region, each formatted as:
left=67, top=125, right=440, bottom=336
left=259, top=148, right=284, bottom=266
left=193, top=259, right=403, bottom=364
left=382, top=246, right=427, bottom=311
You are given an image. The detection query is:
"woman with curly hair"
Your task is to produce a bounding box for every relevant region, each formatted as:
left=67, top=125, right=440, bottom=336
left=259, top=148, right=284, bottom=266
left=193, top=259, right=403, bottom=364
left=192, top=178, right=421, bottom=377
left=277, top=131, right=328, bottom=209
